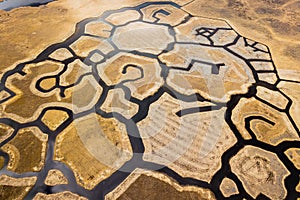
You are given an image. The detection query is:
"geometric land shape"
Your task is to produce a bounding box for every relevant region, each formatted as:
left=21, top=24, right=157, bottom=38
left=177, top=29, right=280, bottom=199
left=257, top=73, right=278, bottom=84
left=59, top=59, right=90, bottom=87
left=70, top=36, right=105, bottom=58
left=0, top=175, right=37, bottom=200
left=45, top=169, right=68, bottom=186
left=285, top=148, right=300, bottom=170
left=54, top=113, right=132, bottom=190
left=49, top=48, right=73, bottom=61
left=85, top=20, right=112, bottom=38
left=89, top=52, right=104, bottom=63
left=230, top=146, right=290, bottom=199
left=96, top=53, right=163, bottom=100
left=33, top=191, right=87, bottom=200
left=141, top=4, right=189, bottom=26
left=100, top=88, right=139, bottom=119
left=41, top=109, right=69, bottom=131
left=0, top=123, right=14, bottom=143
left=161, top=43, right=255, bottom=102
left=112, top=22, right=174, bottom=55
left=105, top=170, right=216, bottom=199
left=1, top=127, right=48, bottom=173
left=256, top=86, right=289, bottom=110
left=220, top=177, right=239, bottom=198
left=138, top=93, right=237, bottom=182
left=106, top=10, right=141, bottom=26
left=278, top=81, right=300, bottom=130
left=232, top=97, right=299, bottom=144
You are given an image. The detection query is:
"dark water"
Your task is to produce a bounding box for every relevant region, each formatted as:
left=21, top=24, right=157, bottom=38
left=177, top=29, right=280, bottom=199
left=0, top=0, right=54, bottom=11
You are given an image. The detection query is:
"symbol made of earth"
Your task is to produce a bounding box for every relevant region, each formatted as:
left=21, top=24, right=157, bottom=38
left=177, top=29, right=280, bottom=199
left=1, top=2, right=296, bottom=199
left=48, top=2, right=258, bottom=169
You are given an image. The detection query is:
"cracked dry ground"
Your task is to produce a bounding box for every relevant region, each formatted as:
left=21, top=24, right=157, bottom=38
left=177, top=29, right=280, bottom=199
left=0, top=0, right=300, bottom=200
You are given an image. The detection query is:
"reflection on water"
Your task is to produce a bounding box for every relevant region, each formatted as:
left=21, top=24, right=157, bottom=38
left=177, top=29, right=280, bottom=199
left=0, top=0, right=54, bottom=11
